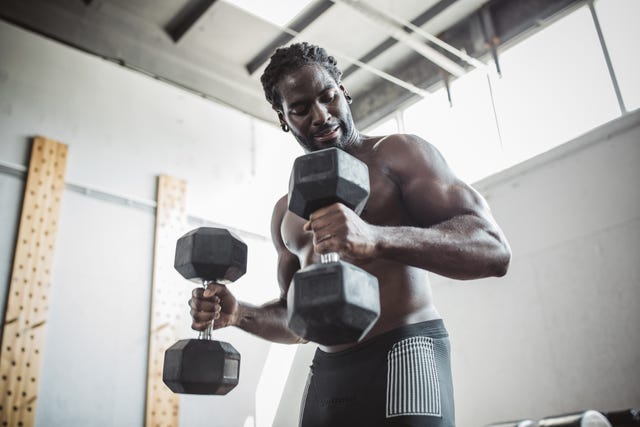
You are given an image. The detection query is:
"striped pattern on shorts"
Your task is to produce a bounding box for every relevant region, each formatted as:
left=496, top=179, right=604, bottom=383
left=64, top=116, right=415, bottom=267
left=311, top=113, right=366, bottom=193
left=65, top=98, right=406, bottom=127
left=386, top=336, right=441, bottom=418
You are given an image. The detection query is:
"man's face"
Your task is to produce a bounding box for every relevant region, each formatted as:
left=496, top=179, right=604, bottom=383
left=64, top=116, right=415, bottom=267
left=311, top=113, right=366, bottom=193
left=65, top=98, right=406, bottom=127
left=276, top=65, right=355, bottom=152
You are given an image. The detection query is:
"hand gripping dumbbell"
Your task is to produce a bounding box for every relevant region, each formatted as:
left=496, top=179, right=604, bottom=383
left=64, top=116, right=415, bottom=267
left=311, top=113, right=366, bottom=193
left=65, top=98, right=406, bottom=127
left=162, top=227, right=247, bottom=395
left=287, top=147, right=381, bottom=345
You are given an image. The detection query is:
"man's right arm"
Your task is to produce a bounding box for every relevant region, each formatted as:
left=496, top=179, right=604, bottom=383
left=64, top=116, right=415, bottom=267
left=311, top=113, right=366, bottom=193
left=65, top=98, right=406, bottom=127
left=234, top=196, right=306, bottom=344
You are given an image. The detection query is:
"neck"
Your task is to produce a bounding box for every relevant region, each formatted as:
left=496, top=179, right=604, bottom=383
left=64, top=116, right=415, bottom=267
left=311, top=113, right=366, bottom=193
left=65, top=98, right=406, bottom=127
left=342, top=127, right=363, bottom=151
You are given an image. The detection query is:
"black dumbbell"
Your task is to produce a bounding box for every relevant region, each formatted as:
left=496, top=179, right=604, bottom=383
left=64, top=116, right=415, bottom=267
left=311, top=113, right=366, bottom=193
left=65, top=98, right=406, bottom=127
left=162, top=227, right=247, bottom=395
left=287, top=147, right=380, bottom=346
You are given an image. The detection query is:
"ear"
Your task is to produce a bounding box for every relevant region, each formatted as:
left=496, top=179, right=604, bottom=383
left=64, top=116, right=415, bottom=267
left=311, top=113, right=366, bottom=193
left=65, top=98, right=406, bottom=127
left=339, top=84, right=353, bottom=104
left=277, top=111, right=290, bottom=133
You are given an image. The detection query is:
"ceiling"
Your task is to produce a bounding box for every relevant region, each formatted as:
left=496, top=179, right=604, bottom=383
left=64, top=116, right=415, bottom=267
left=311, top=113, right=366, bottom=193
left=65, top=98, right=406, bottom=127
left=0, top=0, right=581, bottom=129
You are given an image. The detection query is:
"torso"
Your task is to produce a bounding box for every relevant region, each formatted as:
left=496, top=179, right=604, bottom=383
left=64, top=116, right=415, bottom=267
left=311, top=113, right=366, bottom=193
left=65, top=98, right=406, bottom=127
left=280, top=136, right=441, bottom=352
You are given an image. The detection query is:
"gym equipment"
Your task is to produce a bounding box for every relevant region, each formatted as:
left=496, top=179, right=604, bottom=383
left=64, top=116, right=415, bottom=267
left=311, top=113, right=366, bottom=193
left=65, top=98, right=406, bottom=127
left=287, top=147, right=380, bottom=345
left=486, top=421, right=537, bottom=427
left=163, top=227, right=247, bottom=395
left=488, top=410, right=616, bottom=427
left=602, top=409, right=640, bottom=427
left=538, top=410, right=612, bottom=426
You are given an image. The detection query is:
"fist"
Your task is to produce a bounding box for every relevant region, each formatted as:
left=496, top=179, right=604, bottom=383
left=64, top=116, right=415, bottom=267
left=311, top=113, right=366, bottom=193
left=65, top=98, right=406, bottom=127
left=188, top=283, right=239, bottom=331
left=304, top=202, right=379, bottom=261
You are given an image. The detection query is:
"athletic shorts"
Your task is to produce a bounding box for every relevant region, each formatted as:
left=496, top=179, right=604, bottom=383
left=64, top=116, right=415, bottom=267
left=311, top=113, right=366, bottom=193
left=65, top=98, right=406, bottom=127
left=299, top=319, right=455, bottom=427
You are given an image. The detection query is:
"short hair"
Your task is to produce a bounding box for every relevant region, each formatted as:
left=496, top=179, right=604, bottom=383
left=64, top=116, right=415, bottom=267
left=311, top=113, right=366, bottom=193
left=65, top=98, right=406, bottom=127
left=260, top=42, right=342, bottom=112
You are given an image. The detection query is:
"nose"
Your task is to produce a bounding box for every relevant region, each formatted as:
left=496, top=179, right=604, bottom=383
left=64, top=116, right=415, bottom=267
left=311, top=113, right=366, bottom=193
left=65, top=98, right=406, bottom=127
left=311, top=102, right=330, bottom=126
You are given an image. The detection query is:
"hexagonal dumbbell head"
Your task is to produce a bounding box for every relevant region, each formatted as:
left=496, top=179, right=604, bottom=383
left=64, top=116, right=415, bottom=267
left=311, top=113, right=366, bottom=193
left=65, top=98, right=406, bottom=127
left=287, top=261, right=380, bottom=345
left=163, top=339, right=240, bottom=395
left=174, top=227, right=247, bottom=284
left=288, top=147, right=370, bottom=219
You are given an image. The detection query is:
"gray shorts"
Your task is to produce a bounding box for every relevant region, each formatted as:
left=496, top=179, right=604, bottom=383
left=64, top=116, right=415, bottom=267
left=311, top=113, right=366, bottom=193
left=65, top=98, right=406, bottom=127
left=299, top=319, right=456, bottom=427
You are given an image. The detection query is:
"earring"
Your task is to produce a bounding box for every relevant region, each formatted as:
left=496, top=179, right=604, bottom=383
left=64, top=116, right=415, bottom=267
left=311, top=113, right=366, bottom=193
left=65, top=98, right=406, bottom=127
left=281, top=123, right=290, bottom=132
left=344, top=91, right=353, bottom=104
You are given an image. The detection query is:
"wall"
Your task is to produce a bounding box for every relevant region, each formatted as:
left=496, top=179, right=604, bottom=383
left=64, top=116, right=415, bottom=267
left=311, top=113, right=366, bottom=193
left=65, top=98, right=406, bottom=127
left=0, top=20, right=302, bottom=427
left=274, top=111, right=640, bottom=426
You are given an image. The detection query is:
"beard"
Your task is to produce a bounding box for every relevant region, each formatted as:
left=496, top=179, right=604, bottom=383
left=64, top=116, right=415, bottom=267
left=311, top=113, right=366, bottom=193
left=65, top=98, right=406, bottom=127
left=292, top=118, right=356, bottom=152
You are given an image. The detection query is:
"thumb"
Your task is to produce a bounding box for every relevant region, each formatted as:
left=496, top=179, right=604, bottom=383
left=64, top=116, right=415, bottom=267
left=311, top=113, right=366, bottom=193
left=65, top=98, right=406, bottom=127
left=203, top=282, right=225, bottom=298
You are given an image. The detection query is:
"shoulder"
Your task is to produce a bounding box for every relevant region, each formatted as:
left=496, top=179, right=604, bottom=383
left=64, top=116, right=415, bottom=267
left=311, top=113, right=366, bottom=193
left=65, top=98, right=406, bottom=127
left=270, top=195, right=289, bottom=249
left=272, top=194, right=288, bottom=218
left=370, top=133, right=454, bottom=184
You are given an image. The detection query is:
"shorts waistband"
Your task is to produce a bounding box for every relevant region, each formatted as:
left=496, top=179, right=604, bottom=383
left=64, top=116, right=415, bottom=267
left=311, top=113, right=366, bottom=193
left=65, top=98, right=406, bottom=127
left=312, top=319, right=448, bottom=368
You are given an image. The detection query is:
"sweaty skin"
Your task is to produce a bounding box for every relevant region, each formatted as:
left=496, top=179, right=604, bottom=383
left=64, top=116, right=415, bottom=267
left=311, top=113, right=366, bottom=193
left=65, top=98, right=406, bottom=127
left=189, top=65, right=511, bottom=353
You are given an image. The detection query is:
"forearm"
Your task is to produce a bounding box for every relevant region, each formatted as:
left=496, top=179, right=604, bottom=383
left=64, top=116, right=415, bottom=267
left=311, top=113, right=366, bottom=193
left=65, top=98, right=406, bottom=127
left=374, top=214, right=510, bottom=280
left=235, top=299, right=306, bottom=344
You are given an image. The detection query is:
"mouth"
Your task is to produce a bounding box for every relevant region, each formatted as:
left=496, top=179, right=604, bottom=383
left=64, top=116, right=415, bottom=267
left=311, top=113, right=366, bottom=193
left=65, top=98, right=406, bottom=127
left=313, top=125, right=341, bottom=143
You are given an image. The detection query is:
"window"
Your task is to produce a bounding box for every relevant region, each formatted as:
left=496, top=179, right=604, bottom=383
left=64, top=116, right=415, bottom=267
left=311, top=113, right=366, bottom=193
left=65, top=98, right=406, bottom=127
left=595, top=0, right=640, bottom=112
left=403, top=70, right=505, bottom=183
left=490, top=5, right=620, bottom=168
left=397, top=4, right=626, bottom=183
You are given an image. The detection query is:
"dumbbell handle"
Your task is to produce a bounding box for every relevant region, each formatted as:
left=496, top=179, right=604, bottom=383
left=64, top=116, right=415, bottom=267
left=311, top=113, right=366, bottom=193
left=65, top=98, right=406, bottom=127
left=320, top=253, right=340, bottom=263
left=199, top=279, right=214, bottom=340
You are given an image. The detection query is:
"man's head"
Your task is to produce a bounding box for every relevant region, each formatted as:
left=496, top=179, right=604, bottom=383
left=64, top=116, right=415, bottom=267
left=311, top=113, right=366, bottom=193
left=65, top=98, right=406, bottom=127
left=260, top=42, right=358, bottom=152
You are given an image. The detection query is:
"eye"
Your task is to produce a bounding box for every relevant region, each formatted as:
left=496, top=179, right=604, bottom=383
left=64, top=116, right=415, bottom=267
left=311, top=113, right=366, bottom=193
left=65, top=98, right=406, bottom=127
left=290, top=106, right=308, bottom=116
left=321, top=91, right=337, bottom=103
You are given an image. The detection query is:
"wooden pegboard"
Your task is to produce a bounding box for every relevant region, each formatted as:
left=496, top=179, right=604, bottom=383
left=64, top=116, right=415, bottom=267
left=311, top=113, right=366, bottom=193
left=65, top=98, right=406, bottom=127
left=0, top=137, right=68, bottom=427
left=145, top=175, right=187, bottom=427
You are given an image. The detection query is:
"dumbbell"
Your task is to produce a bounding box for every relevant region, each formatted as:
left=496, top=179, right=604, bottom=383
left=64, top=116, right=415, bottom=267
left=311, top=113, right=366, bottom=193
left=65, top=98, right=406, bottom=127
left=287, top=147, right=380, bottom=345
left=162, top=227, right=247, bottom=395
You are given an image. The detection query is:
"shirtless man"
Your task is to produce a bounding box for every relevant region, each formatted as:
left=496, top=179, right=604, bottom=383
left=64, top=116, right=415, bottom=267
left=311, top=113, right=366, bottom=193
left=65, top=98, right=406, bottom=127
left=189, top=42, right=511, bottom=426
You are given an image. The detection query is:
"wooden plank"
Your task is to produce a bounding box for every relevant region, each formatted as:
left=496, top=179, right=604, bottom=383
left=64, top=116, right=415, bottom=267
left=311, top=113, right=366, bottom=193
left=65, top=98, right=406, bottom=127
left=0, top=137, right=68, bottom=427
left=145, top=175, right=187, bottom=427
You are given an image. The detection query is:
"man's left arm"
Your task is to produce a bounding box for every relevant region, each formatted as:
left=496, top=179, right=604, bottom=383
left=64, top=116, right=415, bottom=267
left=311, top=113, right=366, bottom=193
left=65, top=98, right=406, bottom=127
left=308, top=135, right=511, bottom=280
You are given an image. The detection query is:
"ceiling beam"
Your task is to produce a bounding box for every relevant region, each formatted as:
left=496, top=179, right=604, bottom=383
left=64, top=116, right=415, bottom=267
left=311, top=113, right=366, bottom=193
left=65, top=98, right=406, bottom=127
left=245, top=0, right=334, bottom=75
left=0, top=0, right=275, bottom=122
left=331, top=0, right=466, bottom=77
left=342, top=0, right=459, bottom=79
left=165, top=0, right=218, bottom=43
left=239, top=9, right=430, bottom=98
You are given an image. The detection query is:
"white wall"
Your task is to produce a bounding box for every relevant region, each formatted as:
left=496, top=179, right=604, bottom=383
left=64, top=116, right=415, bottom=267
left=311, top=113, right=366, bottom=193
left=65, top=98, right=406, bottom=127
left=274, top=112, right=640, bottom=426
left=0, top=20, right=302, bottom=427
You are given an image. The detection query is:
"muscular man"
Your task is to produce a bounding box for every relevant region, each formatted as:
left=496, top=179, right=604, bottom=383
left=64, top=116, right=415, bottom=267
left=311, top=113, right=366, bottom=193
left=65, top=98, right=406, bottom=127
left=190, top=42, right=511, bottom=426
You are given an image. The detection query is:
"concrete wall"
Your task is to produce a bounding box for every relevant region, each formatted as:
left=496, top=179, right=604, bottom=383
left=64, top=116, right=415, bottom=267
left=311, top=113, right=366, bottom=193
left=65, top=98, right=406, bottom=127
left=0, top=20, right=302, bottom=427
left=274, top=111, right=640, bottom=426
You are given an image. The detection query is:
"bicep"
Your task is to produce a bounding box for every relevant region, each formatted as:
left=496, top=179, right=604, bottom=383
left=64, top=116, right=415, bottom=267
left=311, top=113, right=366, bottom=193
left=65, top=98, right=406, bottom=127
left=392, top=137, right=492, bottom=226
left=276, top=250, right=300, bottom=300
left=270, top=196, right=301, bottom=300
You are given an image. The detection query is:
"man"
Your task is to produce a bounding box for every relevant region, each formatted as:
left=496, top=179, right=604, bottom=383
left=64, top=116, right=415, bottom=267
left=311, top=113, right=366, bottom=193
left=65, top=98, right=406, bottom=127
left=189, top=42, right=511, bottom=426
